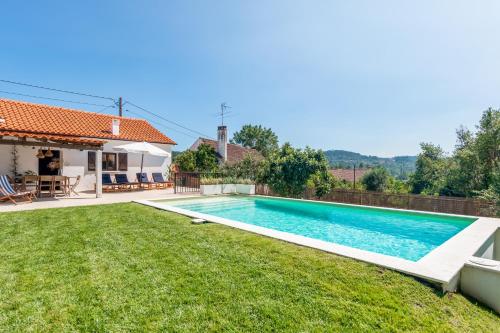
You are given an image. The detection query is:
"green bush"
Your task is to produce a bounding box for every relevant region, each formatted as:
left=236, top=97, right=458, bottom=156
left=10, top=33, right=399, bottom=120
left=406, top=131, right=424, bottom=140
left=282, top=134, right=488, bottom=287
left=361, top=167, right=390, bottom=192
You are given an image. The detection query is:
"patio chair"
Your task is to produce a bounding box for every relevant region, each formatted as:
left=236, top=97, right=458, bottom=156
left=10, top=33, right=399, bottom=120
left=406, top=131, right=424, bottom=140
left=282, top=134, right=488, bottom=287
left=152, top=173, right=173, bottom=189
left=38, top=175, right=55, bottom=198
left=69, top=175, right=81, bottom=196
left=53, top=175, right=68, bottom=196
left=102, top=174, right=119, bottom=192
left=22, top=175, right=39, bottom=198
left=0, top=175, right=33, bottom=204
left=115, top=174, right=140, bottom=191
left=136, top=173, right=156, bottom=190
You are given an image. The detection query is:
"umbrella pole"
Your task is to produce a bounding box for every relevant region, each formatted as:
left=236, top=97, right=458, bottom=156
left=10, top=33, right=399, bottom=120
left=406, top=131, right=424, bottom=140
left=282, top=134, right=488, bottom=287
left=140, top=154, right=144, bottom=183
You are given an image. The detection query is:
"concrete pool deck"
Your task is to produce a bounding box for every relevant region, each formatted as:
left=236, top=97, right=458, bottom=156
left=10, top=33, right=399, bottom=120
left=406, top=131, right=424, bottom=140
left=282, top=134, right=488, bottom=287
left=136, top=195, right=500, bottom=292
left=0, top=190, right=199, bottom=212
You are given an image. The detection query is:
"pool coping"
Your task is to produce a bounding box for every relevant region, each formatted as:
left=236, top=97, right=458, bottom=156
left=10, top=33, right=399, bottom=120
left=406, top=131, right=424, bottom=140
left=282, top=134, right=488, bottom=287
left=135, top=195, right=500, bottom=291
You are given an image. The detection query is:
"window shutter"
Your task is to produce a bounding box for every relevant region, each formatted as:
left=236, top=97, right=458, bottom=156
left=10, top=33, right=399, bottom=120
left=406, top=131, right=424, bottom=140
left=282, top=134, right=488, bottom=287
left=118, top=153, right=128, bottom=171
left=88, top=151, right=96, bottom=171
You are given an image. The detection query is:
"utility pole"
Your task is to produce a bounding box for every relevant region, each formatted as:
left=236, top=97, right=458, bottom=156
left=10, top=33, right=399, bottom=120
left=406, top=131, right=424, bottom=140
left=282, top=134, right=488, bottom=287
left=118, top=97, right=123, bottom=117
left=353, top=164, right=356, bottom=190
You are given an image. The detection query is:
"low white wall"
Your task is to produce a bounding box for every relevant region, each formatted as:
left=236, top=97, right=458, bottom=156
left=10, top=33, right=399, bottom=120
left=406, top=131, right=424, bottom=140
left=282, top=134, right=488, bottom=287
left=495, top=230, right=500, bottom=261
left=0, top=140, right=173, bottom=192
left=200, top=184, right=255, bottom=195
left=461, top=263, right=500, bottom=313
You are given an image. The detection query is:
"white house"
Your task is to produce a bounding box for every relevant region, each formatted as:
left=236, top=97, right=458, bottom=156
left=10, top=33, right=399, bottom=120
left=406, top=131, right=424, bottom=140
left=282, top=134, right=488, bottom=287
left=0, top=98, right=176, bottom=196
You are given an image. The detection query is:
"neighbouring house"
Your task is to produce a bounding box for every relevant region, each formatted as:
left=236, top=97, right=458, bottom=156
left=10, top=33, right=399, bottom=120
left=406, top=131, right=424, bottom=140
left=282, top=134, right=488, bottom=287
left=330, top=168, right=371, bottom=183
left=0, top=98, right=176, bottom=196
left=189, top=125, right=262, bottom=164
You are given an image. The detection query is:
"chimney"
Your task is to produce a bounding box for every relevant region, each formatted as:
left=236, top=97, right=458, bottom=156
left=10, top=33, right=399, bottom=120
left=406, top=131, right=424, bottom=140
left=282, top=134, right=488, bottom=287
left=217, top=125, right=227, bottom=162
left=112, top=119, right=120, bottom=136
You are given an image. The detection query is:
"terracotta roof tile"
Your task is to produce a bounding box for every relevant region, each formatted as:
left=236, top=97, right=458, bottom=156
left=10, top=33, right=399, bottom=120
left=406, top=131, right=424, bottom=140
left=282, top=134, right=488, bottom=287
left=0, top=130, right=105, bottom=146
left=0, top=98, right=176, bottom=144
left=330, top=168, right=371, bottom=182
left=196, top=138, right=263, bottom=164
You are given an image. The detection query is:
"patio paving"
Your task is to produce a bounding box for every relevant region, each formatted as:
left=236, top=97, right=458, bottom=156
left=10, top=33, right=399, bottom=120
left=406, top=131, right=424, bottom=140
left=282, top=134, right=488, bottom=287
left=0, top=189, right=199, bottom=212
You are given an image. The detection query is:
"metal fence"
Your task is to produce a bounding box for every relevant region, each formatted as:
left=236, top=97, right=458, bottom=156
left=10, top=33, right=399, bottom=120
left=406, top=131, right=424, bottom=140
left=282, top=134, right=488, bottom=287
left=255, top=184, right=498, bottom=217
left=172, top=172, right=222, bottom=194
left=172, top=172, right=201, bottom=194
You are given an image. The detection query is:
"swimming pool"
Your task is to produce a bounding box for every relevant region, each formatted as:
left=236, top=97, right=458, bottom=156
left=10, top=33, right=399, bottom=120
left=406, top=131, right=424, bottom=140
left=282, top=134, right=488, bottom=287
left=157, top=196, right=475, bottom=261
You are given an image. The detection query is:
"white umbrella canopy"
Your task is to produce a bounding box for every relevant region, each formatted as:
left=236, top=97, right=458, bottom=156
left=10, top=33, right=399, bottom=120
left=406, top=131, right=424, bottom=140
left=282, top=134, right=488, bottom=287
left=113, top=142, right=171, bottom=181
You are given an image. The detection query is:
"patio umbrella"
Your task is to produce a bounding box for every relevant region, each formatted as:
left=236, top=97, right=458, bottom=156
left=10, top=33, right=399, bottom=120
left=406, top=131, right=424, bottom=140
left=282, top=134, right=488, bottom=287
left=113, top=141, right=171, bottom=182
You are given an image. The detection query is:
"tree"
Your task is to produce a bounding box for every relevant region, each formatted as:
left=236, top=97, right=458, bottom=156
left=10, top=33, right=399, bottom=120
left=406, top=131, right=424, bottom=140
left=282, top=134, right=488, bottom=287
left=174, top=150, right=196, bottom=172
left=361, top=167, right=390, bottom=192
left=174, top=144, right=218, bottom=172
left=261, top=143, right=332, bottom=197
left=220, top=154, right=264, bottom=180
left=195, top=144, right=218, bottom=172
left=230, top=124, right=278, bottom=157
left=409, top=143, right=449, bottom=195
left=442, top=108, right=499, bottom=197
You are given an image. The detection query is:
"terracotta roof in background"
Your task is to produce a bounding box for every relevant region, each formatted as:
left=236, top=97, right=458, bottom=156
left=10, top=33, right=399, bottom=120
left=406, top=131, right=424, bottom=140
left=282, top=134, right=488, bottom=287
left=330, top=168, right=371, bottom=182
left=0, top=98, right=176, bottom=144
left=196, top=138, right=263, bottom=164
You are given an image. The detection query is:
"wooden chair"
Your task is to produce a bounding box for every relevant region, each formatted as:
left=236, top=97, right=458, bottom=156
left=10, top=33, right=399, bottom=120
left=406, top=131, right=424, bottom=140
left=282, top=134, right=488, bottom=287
left=69, top=175, right=81, bottom=196
left=53, top=175, right=68, bottom=196
left=22, top=175, right=39, bottom=198
left=38, top=176, right=54, bottom=197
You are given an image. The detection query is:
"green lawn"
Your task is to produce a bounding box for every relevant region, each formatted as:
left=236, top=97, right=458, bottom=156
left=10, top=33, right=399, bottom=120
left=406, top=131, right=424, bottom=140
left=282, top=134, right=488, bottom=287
left=0, top=203, right=498, bottom=332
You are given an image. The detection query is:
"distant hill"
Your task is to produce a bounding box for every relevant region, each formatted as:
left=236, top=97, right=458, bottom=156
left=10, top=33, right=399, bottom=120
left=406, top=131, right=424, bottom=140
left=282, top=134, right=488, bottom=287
left=323, top=150, right=417, bottom=179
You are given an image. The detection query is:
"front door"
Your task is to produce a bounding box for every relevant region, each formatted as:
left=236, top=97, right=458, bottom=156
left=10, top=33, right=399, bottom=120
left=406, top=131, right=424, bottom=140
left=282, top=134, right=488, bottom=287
left=38, top=150, right=61, bottom=175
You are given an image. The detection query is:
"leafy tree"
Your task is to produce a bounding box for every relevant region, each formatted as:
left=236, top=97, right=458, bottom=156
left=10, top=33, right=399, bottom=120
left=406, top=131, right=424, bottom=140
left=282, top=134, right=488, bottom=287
left=231, top=124, right=279, bottom=157
left=409, top=143, right=449, bottom=195
left=195, top=144, right=219, bottom=172
left=261, top=143, right=332, bottom=197
left=174, top=144, right=218, bottom=172
left=361, top=167, right=390, bottom=192
left=220, top=154, right=264, bottom=180
left=174, top=150, right=196, bottom=172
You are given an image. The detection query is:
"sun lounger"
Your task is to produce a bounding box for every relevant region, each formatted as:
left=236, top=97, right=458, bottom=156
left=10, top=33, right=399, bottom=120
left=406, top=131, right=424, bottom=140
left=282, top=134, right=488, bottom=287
left=136, top=173, right=156, bottom=189
left=0, top=175, right=33, bottom=204
left=115, top=174, right=140, bottom=191
left=102, top=174, right=119, bottom=192
left=152, top=173, right=173, bottom=189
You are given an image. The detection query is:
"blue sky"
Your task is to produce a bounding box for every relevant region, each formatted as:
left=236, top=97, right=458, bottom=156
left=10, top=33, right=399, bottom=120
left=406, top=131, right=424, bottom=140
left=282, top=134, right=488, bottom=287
left=1, top=1, right=499, bottom=156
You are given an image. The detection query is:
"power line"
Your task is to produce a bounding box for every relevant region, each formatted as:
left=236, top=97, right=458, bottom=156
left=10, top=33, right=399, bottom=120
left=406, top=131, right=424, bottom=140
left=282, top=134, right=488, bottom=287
left=0, top=79, right=115, bottom=101
left=0, top=90, right=115, bottom=108
left=95, top=104, right=117, bottom=114
left=125, top=109, right=198, bottom=139
left=125, top=100, right=214, bottom=139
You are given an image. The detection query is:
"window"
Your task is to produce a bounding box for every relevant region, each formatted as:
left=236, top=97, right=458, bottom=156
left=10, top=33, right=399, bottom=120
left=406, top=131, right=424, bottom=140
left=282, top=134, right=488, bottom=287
left=118, top=153, right=128, bottom=171
left=88, top=152, right=118, bottom=171
left=88, top=151, right=96, bottom=171
left=103, top=153, right=117, bottom=171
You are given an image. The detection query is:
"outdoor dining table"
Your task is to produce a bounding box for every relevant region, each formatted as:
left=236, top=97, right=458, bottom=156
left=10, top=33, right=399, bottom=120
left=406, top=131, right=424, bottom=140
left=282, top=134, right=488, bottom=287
left=18, top=175, right=76, bottom=198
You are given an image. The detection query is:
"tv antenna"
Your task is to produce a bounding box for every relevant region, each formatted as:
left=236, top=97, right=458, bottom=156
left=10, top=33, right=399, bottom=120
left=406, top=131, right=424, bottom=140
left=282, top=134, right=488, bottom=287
left=219, top=102, right=232, bottom=126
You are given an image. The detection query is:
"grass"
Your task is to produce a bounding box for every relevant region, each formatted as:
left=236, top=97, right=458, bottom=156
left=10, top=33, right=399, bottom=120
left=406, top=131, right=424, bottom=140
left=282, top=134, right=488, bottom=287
left=0, top=203, right=498, bottom=332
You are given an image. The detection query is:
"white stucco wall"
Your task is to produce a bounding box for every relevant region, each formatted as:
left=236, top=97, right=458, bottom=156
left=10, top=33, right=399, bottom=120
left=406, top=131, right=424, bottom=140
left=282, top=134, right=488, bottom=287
left=0, top=139, right=173, bottom=192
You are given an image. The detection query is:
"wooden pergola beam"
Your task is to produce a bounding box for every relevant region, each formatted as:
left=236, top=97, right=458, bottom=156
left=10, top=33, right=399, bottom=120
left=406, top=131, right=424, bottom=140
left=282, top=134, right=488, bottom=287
left=0, top=138, right=103, bottom=151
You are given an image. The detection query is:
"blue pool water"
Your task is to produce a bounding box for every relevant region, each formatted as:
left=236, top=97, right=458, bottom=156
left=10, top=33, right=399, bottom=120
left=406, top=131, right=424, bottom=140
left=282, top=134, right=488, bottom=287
left=161, top=196, right=475, bottom=261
